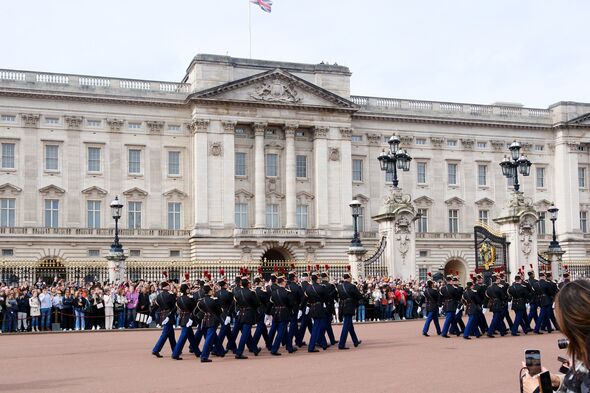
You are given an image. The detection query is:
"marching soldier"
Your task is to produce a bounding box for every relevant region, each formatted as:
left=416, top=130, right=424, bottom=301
left=452, top=276, right=465, bottom=335
left=462, top=279, right=482, bottom=339
left=474, top=274, right=489, bottom=335
left=533, top=272, right=551, bottom=334
left=286, top=270, right=303, bottom=351
left=422, top=280, right=441, bottom=336
left=440, top=275, right=459, bottom=338
left=171, top=284, right=200, bottom=360
left=486, top=274, right=507, bottom=337
left=499, top=272, right=513, bottom=330
left=321, top=271, right=338, bottom=346
left=269, top=276, right=294, bottom=355
left=217, top=277, right=236, bottom=353
left=557, top=270, right=571, bottom=290
left=267, top=273, right=279, bottom=345
left=336, top=272, right=363, bottom=349
left=296, top=272, right=313, bottom=347
left=251, top=276, right=271, bottom=350
left=197, top=284, right=225, bottom=362
left=233, top=277, right=261, bottom=359
left=151, top=281, right=177, bottom=358
left=544, top=272, right=558, bottom=332
left=508, top=273, right=529, bottom=336
left=526, top=269, right=539, bottom=329
left=305, top=272, right=329, bottom=352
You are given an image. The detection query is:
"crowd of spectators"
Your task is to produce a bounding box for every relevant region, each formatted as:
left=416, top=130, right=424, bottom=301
left=0, top=275, right=429, bottom=333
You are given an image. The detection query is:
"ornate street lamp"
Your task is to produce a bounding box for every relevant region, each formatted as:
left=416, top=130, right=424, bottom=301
left=547, top=204, right=562, bottom=252
left=500, top=141, right=532, bottom=192
left=349, top=199, right=363, bottom=248
left=110, top=196, right=124, bottom=253
left=378, top=135, right=412, bottom=188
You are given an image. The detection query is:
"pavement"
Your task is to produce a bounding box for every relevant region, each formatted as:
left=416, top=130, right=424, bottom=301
left=0, top=318, right=565, bottom=393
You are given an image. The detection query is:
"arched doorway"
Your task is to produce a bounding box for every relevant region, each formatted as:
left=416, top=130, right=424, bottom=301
left=36, top=257, right=66, bottom=285
left=260, top=247, right=291, bottom=278
left=444, top=258, right=467, bottom=285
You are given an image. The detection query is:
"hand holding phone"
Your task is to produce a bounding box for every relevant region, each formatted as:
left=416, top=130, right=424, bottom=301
left=525, top=349, right=542, bottom=376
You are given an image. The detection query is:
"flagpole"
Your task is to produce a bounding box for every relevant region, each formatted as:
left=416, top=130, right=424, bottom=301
left=248, top=0, right=252, bottom=58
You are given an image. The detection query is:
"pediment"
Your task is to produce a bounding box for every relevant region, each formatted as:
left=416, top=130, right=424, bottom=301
left=189, top=69, right=357, bottom=111
left=0, top=183, right=22, bottom=196
left=353, top=194, right=369, bottom=204
left=163, top=188, right=187, bottom=199
left=39, top=184, right=65, bottom=195
left=534, top=199, right=553, bottom=209
left=475, top=197, right=495, bottom=207
left=81, top=186, right=108, bottom=196
left=296, top=191, right=315, bottom=203
left=235, top=188, right=254, bottom=203
left=567, top=112, right=590, bottom=126
left=122, top=187, right=148, bottom=198
left=444, top=197, right=465, bottom=206
left=414, top=196, right=434, bottom=207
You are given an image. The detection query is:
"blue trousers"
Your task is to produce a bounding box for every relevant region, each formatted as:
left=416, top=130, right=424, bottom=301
left=476, top=309, right=488, bottom=334
left=218, top=322, right=236, bottom=352
left=285, top=315, right=297, bottom=348
left=463, top=313, right=480, bottom=338
left=193, top=324, right=203, bottom=349
left=152, top=321, right=176, bottom=354
left=544, top=307, right=557, bottom=331
left=528, top=304, right=538, bottom=327
left=252, top=315, right=271, bottom=349
left=172, top=326, right=198, bottom=358
left=535, top=306, right=550, bottom=333
left=201, top=326, right=223, bottom=361
left=40, top=308, right=51, bottom=329
left=325, top=316, right=337, bottom=344
left=268, top=319, right=277, bottom=345
left=308, top=317, right=327, bottom=352
left=503, top=306, right=514, bottom=330
left=422, top=310, right=441, bottom=335
left=271, top=321, right=288, bottom=354
left=511, top=310, right=525, bottom=335
left=236, top=323, right=258, bottom=356
left=338, top=315, right=359, bottom=348
left=487, top=311, right=506, bottom=336
left=296, top=313, right=313, bottom=346
left=441, top=311, right=456, bottom=336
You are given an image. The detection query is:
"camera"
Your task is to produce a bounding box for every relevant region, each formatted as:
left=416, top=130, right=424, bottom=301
left=558, top=339, right=569, bottom=350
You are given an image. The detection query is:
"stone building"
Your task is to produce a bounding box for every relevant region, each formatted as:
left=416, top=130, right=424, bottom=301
left=0, top=54, right=589, bottom=282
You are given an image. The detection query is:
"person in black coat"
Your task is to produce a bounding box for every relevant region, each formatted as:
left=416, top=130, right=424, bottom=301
left=462, top=280, right=482, bottom=339
left=304, top=273, right=329, bottom=352
left=440, top=276, right=459, bottom=338
left=269, top=276, right=294, bottom=355
left=197, top=284, right=225, bottom=363
left=336, top=273, right=363, bottom=349
left=533, top=272, right=552, bottom=334
left=295, top=272, right=313, bottom=347
left=474, top=274, right=489, bottom=334
left=321, top=272, right=339, bottom=346
left=216, top=280, right=236, bottom=353
left=234, top=277, right=261, bottom=359
left=508, top=274, right=530, bottom=336
left=171, top=284, right=200, bottom=360
left=151, top=282, right=177, bottom=358
left=486, top=274, right=508, bottom=337
left=286, top=271, right=304, bottom=350
left=422, top=280, right=441, bottom=336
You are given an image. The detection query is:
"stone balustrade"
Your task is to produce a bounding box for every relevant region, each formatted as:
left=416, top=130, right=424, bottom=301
left=0, top=226, right=191, bottom=237
left=415, top=232, right=473, bottom=240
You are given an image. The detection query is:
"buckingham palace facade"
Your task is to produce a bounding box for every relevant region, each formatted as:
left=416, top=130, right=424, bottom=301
left=1, top=54, right=589, bottom=281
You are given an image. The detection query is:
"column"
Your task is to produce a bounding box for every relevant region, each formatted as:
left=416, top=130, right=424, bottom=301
left=340, top=128, right=353, bottom=229
left=554, top=138, right=580, bottom=234
left=254, top=122, right=267, bottom=228
left=191, top=119, right=209, bottom=229
left=313, top=126, right=329, bottom=229
left=222, top=121, right=237, bottom=228
left=284, top=123, right=298, bottom=228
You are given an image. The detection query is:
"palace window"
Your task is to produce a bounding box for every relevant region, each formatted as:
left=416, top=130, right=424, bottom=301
left=417, top=162, right=427, bottom=184
left=167, top=124, right=181, bottom=132
left=44, top=199, right=59, bottom=228
left=235, top=203, right=248, bottom=228
left=88, top=249, right=100, bottom=257
left=235, top=152, right=246, bottom=176
left=351, top=135, right=363, bottom=142
left=87, top=119, right=101, bottom=128
left=296, top=204, right=308, bottom=229
left=477, top=142, right=487, bottom=149
left=415, top=138, right=426, bottom=145
left=87, top=147, right=101, bottom=172
left=45, top=145, right=59, bottom=171
left=296, top=155, right=307, bottom=178
left=352, top=159, right=363, bottom=182
left=129, top=249, right=141, bottom=257
left=87, top=200, right=101, bottom=229
left=45, top=117, right=59, bottom=125
left=0, top=198, right=15, bottom=227
left=1, top=143, right=15, bottom=169
left=128, top=149, right=141, bottom=174
left=170, top=250, right=181, bottom=257
left=128, top=122, right=141, bottom=129
left=580, top=211, right=588, bottom=233
left=266, top=204, right=280, bottom=228
left=357, top=206, right=365, bottom=232
left=418, top=267, right=428, bottom=281
left=478, top=165, right=487, bottom=186
left=417, top=209, right=428, bottom=233
left=478, top=210, right=489, bottom=225
left=447, top=139, right=457, bottom=147
left=168, top=151, right=180, bottom=176
left=448, top=209, right=459, bottom=233
left=538, top=212, right=546, bottom=235
left=0, top=114, right=16, bottom=123
left=579, top=167, right=586, bottom=188
left=536, top=167, right=545, bottom=188
left=266, top=154, right=278, bottom=177
left=447, top=163, right=458, bottom=185
left=167, top=202, right=181, bottom=230
left=128, top=201, right=142, bottom=229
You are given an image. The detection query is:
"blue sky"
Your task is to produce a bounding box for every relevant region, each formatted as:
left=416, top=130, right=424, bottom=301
left=2, top=0, right=588, bottom=107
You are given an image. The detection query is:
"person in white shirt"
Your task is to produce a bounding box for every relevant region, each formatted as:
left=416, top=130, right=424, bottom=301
left=39, top=288, right=53, bottom=331
left=103, top=288, right=114, bottom=330
left=29, top=290, right=41, bottom=332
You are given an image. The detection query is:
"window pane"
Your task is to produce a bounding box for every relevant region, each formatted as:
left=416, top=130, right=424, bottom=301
left=448, top=209, right=458, bottom=233
left=45, top=145, right=59, bottom=170
left=1, top=143, right=15, bottom=169
left=296, top=204, right=308, bottom=229
left=44, top=199, right=59, bottom=228
left=168, top=151, right=180, bottom=176
left=235, top=203, right=248, bottom=228
left=88, top=147, right=101, bottom=172
left=536, top=167, right=545, bottom=188
left=357, top=207, right=365, bottom=232
left=296, top=155, right=307, bottom=178
left=0, top=198, right=16, bottom=227
left=235, top=152, right=246, bottom=176
left=352, top=159, right=363, bottom=182
left=478, top=165, right=487, bottom=186
left=579, top=167, right=586, bottom=188
left=129, top=150, right=141, bottom=174
left=417, top=208, right=428, bottom=233
left=580, top=211, right=587, bottom=233
left=266, top=154, right=278, bottom=177
left=537, top=212, right=546, bottom=234
left=87, top=200, right=101, bottom=228
left=478, top=210, right=488, bottom=225
left=448, top=164, right=457, bottom=185
left=266, top=204, right=279, bottom=228
left=168, top=202, right=181, bottom=230
left=128, top=201, right=142, bottom=229
left=417, top=162, right=426, bottom=183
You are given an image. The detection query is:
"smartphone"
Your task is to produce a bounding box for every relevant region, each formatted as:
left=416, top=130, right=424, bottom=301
left=525, top=349, right=542, bottom=375
left=538, top=371, right=553, bottom=393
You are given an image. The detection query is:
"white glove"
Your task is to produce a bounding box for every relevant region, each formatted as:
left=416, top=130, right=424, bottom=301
left=224, top=316, right=231, bottom=325
left=305, top=307, right=310, bottom=315
left=417, top=306, right=422, bottom=314
left=147, top=316, right=152, bottom=325
left=297, top=310, right=302, bottom=319
left=162, top=317, right=169, bottom=325
left=482, top=308, right=487, bottom=314
left=186, top=319, right=193, bottom=328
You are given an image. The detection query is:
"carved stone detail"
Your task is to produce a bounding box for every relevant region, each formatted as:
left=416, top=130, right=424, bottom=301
left=253, top=122, right=267, bottom=137
left=329, top=148, right=340, bottom=161
left=284, top=122, right=298, bottom=138
left=366, top=133, right=382, bottom=145
left=490, top=139, right=506, bottom=151
left=209, top=142, right=223, bottom=157
left=21, top=113, right=40, bottom=127
left=106, top=118, right=124, bottom=131
left=430, top=137, right=444, bottom=148
left=400, top=135, right=414, bottom=147
left=519, top=216, right=536, bottom=257
left=314, top=126, right=329, bottom=140
left=567, top=142, right=581, bottom=153
left=64, top=116, right=83, bottom=129
left=339, top=128, right=353, bottom=140
left=461, top=138, right=475, bottom=150
left=189, top=119, right=210, bottom=134
left=146, top=121, right=164, bottom=134
left=250, top=77, right=301, bottom=103
left=222, top=120, right=237, bottom=134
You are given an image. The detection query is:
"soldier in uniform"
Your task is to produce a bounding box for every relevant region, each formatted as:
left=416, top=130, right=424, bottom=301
left=451, top=276, right=465, bottom=336
left=171, top=284, right=200, bottom=360
left=321, top=271, right=338, bottom=346
left=486, top=274, right=507, bottom=337
left=151, top=281, right=177, bottom=358
left=473, top=274, right=489, bottom=335
left=544, top=272, right=558, bottom=332
left=508, top=273, right=530, bottom=336
left=499, top=272, right=514, bottom=330
left=421, top=280, right=441, bottom=336
left=217, top=277, right=236, bottom=354
left=192, top=279, right=206, bottom=351
left=251, top=276, right=271, bottom=350
left=533, top=272, right=550, bottom=334
left=526, top=269, right=539, bottom=329
left=440, top=275, right=459, bottom=338
left=286, top=270, right=303, bottom=351
left=305, top=272, right=329, bottom=352
left=462, top=279, right=482, bottom=339
left=267, top=273, right=279, bottom=345
left=269, top=276, right=294, bottom=355
left=558, top=270, right=571, bottom=290
left=336, top=272, right=363, bottom=349
left=233, top=277, right=261, bottom=359
left=296, top=271, right=312, bottom=347
left=197, top=284, right=225, bottom=362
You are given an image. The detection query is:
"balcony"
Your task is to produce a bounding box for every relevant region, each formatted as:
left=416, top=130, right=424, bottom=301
left=233, top=228, right=327, bottom=238
left=0, top=227, right=191, bottom=237
left=415, top=232, right=473, bottom=240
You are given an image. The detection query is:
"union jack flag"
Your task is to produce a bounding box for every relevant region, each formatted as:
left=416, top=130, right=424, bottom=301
left=250, top=0, right=272, bottom=13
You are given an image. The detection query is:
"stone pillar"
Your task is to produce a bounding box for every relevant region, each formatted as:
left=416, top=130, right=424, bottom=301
left=284, top=123, right=298, bottom=228
left=106, top=252, right=127, bottom=284
left=340, top=128, right=354, bottom=229
left=348, top=247, right=367, bottom=282
left=222, top=121, right=237, bottom=228
left=493, top=192, right=539, bottom=282
left=254, top=122, right=267, bottom=228
left=191, top=119, right=210, bottom=233
left=313, top=126, right=329, bottom=229
left=372, top=189, right=417, bottom=279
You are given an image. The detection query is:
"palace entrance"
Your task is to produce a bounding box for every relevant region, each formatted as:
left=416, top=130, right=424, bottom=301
left=36, top=258, right=66, bottom=285
left=444, top=259, right=467, bottom=285
left=260, top=247, right=291, bottom=279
